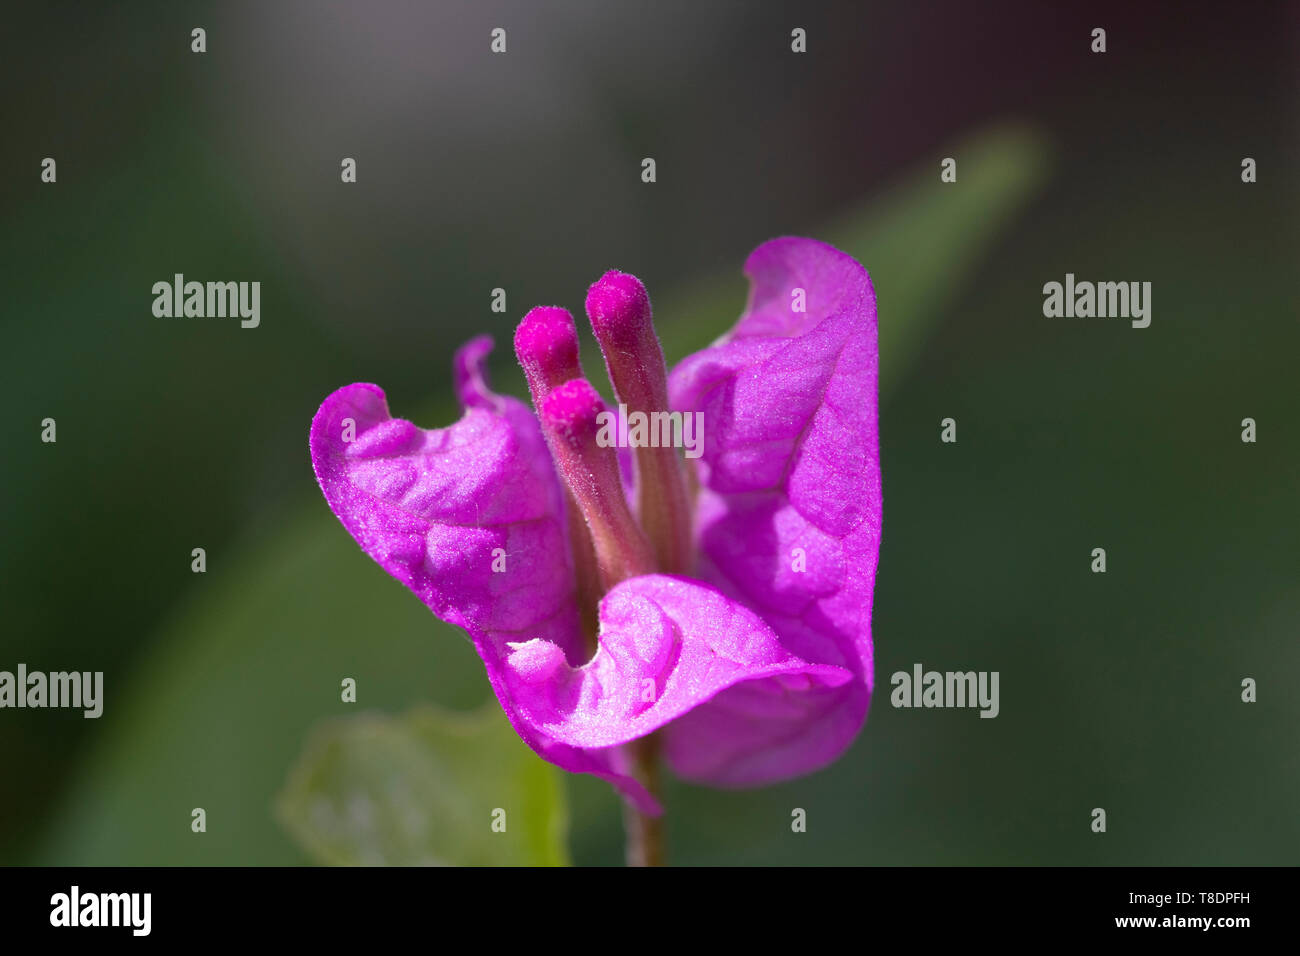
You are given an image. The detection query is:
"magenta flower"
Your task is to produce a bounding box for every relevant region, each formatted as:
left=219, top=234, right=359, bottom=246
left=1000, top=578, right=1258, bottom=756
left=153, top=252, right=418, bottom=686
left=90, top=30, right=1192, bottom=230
left=309, top=237, right=881, bottom=830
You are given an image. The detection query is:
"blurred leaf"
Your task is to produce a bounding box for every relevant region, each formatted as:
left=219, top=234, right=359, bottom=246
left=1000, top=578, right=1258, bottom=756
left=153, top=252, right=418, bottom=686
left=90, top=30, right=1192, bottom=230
left=33, top=498, right=493, bottom=866
left=828, top=124, right=1049, bottom=395
left=657, top=124, right=1050, bottom=397
left=277, top=705, right=568, bottom=866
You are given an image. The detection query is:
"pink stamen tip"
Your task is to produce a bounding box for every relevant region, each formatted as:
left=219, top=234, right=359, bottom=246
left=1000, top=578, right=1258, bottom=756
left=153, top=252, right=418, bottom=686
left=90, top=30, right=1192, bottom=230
left=538, top=377, right=605, bottom=446
left=583, top=269, right=691, bottom=576
left=514, top=306, right=582, bottom=401
left=585, top=270, right=652, bottom=348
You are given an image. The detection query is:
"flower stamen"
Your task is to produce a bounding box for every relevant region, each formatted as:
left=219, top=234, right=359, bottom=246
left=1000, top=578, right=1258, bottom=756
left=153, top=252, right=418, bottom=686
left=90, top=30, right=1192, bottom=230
left=538, top=378, right=656, bottom=590
left=514, top=307, right=603, bottom=646
left=585, top=271, right=694, bottom=575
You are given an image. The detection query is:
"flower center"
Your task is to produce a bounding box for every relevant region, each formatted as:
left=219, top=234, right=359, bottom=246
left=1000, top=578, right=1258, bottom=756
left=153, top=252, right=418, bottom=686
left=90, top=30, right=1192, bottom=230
left=514, top=275, right=695, bottom=638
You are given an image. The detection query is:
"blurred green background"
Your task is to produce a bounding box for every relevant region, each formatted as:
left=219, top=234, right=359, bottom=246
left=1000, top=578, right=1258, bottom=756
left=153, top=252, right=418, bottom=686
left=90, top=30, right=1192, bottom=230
left=2, top=1, right=1296, bottom=865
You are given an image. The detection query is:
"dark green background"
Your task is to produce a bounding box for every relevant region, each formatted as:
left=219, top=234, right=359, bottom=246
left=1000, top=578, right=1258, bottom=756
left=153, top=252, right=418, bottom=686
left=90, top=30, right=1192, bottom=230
left=2, top=1, right=1296, bottom=865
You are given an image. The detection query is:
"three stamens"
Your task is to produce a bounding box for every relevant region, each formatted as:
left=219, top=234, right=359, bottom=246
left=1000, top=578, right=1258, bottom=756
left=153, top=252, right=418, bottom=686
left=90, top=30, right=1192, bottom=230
left=513, top=271, right=694, bottom=643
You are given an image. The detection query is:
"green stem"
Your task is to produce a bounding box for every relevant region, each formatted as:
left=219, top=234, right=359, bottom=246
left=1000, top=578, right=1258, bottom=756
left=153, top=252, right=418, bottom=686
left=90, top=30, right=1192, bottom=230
left=623, top=734, right=665, bottom=866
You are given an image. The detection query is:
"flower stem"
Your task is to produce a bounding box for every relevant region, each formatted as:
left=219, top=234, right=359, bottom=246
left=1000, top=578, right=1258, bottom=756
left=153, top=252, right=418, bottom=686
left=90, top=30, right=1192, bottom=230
left=623, top=734, right=665, bottom=867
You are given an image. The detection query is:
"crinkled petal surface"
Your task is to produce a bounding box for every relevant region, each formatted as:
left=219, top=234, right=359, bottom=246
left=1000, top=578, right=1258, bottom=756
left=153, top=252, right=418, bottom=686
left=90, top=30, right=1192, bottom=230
left=309, top=335, right=850, bottom=814
left=310, top=340, right=657, bottom=811
left=666, top=237, right=881, bottom=786
left=501, top=574, right=850, bottom=749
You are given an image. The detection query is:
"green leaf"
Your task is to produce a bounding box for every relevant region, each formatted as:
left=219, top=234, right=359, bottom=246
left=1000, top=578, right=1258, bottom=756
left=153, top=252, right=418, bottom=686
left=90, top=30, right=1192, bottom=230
left=276, top=705, right=569, bottom=866
left=828, top=124, right=1049, bottom=395
left=33, top=500, right=493, bottom=866
left=656, top=124, right=1050, bottom=396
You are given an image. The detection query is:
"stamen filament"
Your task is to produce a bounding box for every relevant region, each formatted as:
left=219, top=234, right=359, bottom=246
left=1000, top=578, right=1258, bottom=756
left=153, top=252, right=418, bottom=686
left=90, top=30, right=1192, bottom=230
left=585, top=271, right=694, bottom=574
left=538, top=378, right=656, bottom=589
left=514, top=307, right=602, bottom=646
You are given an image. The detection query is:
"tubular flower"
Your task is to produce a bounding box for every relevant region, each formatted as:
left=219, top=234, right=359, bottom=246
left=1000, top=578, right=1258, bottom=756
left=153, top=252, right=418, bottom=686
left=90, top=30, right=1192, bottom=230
left=309, top=237, right=881, bottom=815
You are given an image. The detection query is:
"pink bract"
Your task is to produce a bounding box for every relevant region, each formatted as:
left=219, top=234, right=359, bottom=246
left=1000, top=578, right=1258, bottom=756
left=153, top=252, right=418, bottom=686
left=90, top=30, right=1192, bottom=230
left=309, top=237, right=881, bottom=814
